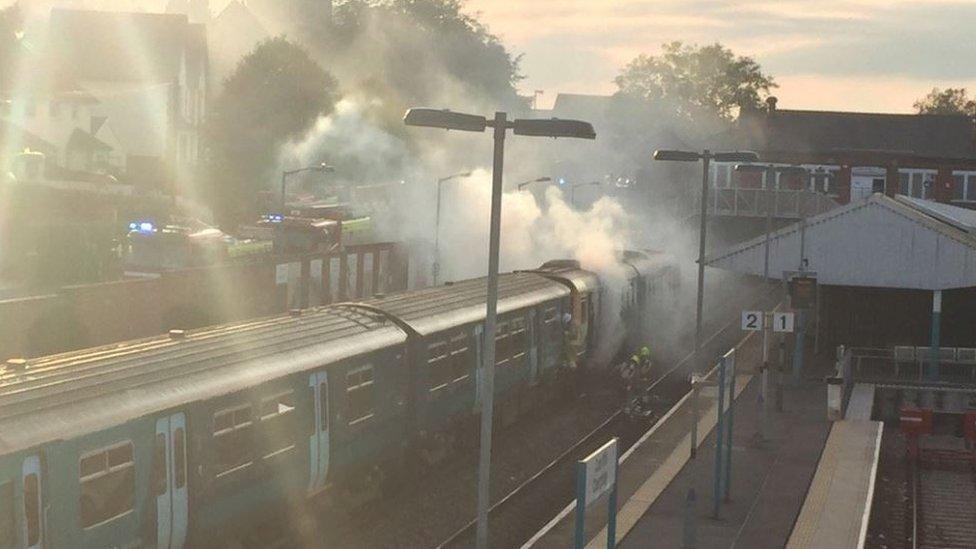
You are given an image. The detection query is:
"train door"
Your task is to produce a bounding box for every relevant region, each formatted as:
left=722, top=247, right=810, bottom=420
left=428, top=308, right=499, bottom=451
left=308, top=371, right=330, bottom=495
left=527, top=310, right=539, bottom=385
left=21, top=455, right=43, bottom=549
left=154, top=413, right=188, bottom=549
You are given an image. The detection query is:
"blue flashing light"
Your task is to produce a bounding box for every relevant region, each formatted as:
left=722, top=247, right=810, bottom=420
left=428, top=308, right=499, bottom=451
left=128, top=221, right=155, bottom=233
left=262, top=213, right=284, bottom=223
left=558, top=177, right=566, bottom=186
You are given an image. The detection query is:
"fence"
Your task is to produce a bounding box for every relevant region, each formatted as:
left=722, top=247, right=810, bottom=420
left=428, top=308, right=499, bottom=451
left=707, top=188, right=841, bottom=219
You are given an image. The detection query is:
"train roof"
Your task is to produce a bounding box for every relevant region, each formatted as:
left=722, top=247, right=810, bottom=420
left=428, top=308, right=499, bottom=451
left=526, top=260, right=601, bottom=294
left=619, top=250, right=678, bottom=278
left=366, top=271, right=569, bottom=336
left=0, top=307, right=406, bottom=455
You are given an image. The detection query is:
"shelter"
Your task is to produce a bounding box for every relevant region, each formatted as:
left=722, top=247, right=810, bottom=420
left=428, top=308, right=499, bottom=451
left=706, top=194, right=976, bottom=369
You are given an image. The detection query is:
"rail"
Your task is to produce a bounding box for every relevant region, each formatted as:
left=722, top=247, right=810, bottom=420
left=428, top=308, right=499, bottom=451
left=845, top=345, right=976, bottom=382
left=705, top=188, right=841, bottom=219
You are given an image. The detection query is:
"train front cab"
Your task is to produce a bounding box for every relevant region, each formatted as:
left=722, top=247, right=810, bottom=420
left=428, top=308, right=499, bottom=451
left=530, top=261, right=601, bottom=370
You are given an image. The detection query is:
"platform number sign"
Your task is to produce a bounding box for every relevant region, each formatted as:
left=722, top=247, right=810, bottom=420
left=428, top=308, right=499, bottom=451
left=772, top=312, right=795, bottom=333
left=741, top=311, right=763, bottom=332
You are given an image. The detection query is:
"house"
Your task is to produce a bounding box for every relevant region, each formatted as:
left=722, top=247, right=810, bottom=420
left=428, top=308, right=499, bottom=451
left=717, top=97, right=976, bottom=206
left=45, top=8, right=209, bottom=192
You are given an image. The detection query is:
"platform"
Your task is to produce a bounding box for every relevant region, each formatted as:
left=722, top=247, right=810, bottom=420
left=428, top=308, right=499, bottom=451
left=786, top=419, right=882, bottom=549
left=524, top=337, right=838, bottom=549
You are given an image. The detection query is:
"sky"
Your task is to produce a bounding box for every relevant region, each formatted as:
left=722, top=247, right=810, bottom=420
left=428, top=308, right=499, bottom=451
left=461, top=0, right=976, bottom=112
left=12, top=0, right=976, bottom=113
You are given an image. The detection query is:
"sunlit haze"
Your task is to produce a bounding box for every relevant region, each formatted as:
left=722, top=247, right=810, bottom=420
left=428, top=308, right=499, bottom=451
left=463, top=0, right=976, bottom=112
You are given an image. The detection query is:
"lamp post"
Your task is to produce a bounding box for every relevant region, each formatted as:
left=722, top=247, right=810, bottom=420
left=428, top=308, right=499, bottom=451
left=279, top=162, right=335, bottom=211
left=516, top=176, right=552, bottom=191
left=733, top=164, right=809, bottom=282
left=653, top=149, right=758, bottom=352
left=570, top=180, right=601, bottom=208
left=433, top=171, right=473, bottom=285
left=405, top=108, right=595, bottom=549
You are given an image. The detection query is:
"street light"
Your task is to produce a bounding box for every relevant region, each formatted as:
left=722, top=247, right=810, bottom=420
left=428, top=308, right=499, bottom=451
left=516, top=176, right=552, bottom=191
left=570, top=180, right=601, bottom=208
left=733, top=164, right=809, bottom=282
left=433, top=171, right=473, bottom=285
left=653, top=149, right=758, bottom=352
left=279, top=162, right=335, bottom=211
left=406, top=108, right=595, bottom=549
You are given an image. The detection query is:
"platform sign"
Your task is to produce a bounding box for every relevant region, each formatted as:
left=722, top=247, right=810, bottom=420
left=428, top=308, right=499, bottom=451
left=789, top=275, right=818, bottom=309
left=772, top=312, right=794, bottom=333
left=575, top=438, right=618, bottom=549
left=741, top=311, right=763, bottom=332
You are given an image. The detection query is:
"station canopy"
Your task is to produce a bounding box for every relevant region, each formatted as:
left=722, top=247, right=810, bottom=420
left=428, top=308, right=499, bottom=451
left=706, top=194, right=976, bottom=290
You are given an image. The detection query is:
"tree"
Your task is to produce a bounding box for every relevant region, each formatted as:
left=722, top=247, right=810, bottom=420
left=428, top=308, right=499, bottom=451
left=318, top=0, right=522, bottom=109
left=614, top=41, right=776, bottom=122
left=204, top=37, right=339, bottom=226
left=914, top=88, right=976, bottom=115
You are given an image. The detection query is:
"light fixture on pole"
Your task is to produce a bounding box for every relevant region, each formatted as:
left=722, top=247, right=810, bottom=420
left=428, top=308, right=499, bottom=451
left=516, top=176, right=552, bottom=191
left=733, top=164, right=808, bottom=282
left=570, top=180, right=601, bottom=208
left=433, top=170, right=473, bottom=285
left=406, top=108, right=595, bottom=549
left=653, top=149, right=758, bottom=352
left=279, top=162, right=335, bottom=211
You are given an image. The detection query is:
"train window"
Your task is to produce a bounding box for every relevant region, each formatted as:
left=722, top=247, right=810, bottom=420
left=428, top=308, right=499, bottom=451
left=0, top=481, right=13, bottom=549
left=495, top=322, right=510, bottom=366
left=427, top=341, right=452, bottom=391
left=79, top=441, right=135, bottom=528
left=450, top=332, right=470, bottom=382
left=580, top=297, right=589, bottom=322
left=319, top=382, right=329, bottom=431
left=213, top=405, right=254, bottom=478
left=24, top=474, right=38, bottom=545
left=260, top=391, right=297, bottom=460
left=174, top=428, right=186, bottom=489
left=346, top=365, right=375, bottom=425
left=510, top=318, right=527, bottom=367
left=152, top=433, right=166, bottom=496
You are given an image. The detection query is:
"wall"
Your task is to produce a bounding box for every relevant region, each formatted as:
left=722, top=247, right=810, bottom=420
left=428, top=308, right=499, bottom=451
left=0, top=242, right=407, bottom=360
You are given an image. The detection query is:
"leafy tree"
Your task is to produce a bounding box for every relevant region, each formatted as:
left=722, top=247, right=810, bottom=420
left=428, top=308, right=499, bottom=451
left=318, top=0, right=522, bottom=109
left=614, top=41, right=776, bottom=122
left=914, top=87, right=976, bottom=115
left=204, top=37, right=338, bottom=226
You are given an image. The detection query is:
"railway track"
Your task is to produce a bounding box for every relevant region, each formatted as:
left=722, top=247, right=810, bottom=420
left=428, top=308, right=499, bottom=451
left=909, top=455, right=976, bottom=549
left=433, top=289, right=779, bottom=549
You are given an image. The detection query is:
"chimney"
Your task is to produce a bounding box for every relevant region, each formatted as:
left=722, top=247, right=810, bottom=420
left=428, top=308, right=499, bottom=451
left=765, top=96, right=778, bottom=114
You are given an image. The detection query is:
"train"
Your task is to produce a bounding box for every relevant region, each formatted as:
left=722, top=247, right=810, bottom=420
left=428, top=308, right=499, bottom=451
left=0, top=251, right=678, bottom=549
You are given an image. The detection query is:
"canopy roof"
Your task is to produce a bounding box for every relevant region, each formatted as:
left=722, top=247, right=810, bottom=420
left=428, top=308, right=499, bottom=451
left=706, top=194, right=976, bottom=290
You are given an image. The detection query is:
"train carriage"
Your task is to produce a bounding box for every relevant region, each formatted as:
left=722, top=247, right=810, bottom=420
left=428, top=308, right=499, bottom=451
left=0, top=254, right=676, bottom=548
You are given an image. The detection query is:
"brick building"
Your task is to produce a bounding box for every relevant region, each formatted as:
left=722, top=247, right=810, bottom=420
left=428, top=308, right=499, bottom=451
left=717, top=97, right=976, bottom=206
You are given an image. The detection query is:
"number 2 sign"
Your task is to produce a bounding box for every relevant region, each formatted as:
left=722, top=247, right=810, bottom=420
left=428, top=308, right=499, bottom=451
left=741, top=311, right=763, bottom=331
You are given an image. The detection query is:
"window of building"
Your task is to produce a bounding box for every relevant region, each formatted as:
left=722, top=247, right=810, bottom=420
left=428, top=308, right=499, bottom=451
left=23, top=474, right=38, bottom=545
left=260, top=391, right=297, bottom=460
left=899, top=172, right=910, bottom=195
left=79, top=441, right=135, bottom=528
left=0, top=481, right=13, bottom=549
left=213, top=405, right=253, bottom=478
left=346, top=365, right=375, bottom=425
left=951, top=171, right=976, bottom=202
